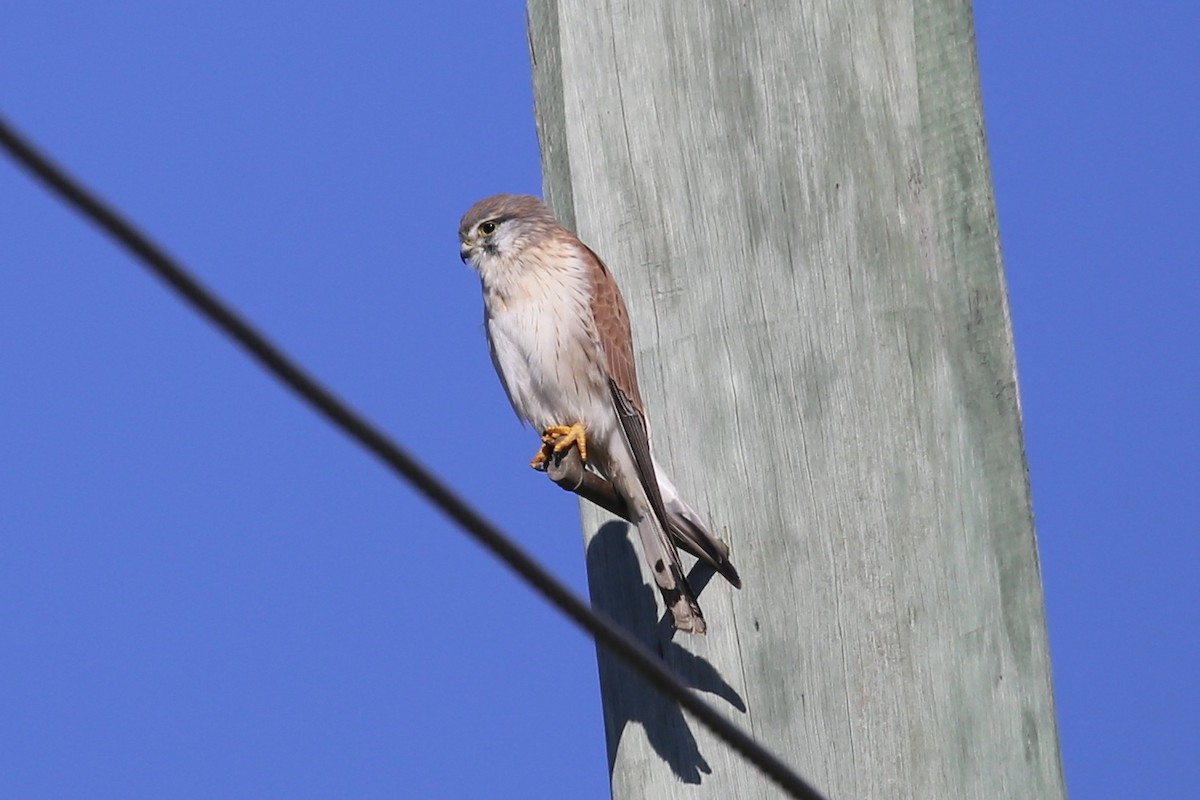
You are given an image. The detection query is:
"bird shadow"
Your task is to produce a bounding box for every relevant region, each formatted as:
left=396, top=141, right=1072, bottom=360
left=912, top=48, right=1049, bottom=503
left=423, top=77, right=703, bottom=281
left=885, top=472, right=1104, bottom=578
left=585, top=520, right=746, bottom=785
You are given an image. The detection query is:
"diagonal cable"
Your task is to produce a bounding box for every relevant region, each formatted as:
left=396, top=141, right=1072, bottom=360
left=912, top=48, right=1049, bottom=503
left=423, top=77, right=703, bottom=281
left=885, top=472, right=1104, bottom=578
left=0, top=114, right=827, bottom=800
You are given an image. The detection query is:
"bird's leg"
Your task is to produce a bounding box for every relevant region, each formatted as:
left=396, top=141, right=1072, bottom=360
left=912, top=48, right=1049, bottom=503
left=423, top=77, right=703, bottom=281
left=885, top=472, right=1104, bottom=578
left=530, top=422, right=588, bottom=470
left=530, top=443, right=553, bottom=471
left=544, top=423, right=588, bottom=461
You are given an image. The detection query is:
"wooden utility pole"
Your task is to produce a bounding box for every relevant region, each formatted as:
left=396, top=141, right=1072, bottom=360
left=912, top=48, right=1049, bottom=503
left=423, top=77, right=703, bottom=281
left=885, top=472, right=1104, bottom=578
left=527, top=2, right=1065, bottom=798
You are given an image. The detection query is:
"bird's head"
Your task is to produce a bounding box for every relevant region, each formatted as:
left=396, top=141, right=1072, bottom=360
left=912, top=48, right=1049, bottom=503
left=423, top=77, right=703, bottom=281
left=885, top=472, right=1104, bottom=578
left=458, top=194, right=560, bottom=272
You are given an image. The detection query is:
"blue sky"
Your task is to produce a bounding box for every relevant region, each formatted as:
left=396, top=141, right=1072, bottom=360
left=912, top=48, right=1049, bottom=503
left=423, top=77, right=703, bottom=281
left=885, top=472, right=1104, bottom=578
left=1, top=3, right=1195, bottom=798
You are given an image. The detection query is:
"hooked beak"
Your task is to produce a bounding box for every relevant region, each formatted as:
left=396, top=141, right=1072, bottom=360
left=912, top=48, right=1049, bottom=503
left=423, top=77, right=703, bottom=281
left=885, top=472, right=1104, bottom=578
left=459, top=241, right=474, bottom=263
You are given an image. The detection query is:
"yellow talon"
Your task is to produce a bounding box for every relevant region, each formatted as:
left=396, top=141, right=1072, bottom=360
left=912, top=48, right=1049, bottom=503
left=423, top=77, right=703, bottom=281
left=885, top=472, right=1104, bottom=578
left=542, top=422, right=588, bottom=463
left=530, top=445, right=552, bottom=471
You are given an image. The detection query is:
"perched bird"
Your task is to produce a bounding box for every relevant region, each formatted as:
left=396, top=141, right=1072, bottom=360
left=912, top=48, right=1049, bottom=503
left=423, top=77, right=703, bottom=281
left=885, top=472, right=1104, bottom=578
left=458, top=194, right=741, bottom=634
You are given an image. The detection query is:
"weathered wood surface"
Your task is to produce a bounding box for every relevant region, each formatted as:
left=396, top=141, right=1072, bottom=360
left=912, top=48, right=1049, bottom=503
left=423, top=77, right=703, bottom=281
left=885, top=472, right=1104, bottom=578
left=527, top=2, right=1065, bottom=798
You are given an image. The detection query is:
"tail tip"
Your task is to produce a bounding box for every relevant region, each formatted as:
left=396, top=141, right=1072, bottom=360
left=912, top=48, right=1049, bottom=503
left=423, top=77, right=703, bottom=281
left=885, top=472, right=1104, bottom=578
left=722, top=561, right=743, bottom=590
left=670, top=597, right=708, bottom=635
left=674, top=611, right=707, bottom=635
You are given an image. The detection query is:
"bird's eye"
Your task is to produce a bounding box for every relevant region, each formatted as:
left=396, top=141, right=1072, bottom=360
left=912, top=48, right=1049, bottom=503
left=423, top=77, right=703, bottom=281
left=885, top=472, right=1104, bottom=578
left=479, top=221, right=498, bottom=236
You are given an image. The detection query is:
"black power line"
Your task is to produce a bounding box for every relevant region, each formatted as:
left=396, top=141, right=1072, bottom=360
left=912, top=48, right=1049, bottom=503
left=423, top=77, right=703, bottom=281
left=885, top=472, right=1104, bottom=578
left=0, top=114, right=827, bottom=800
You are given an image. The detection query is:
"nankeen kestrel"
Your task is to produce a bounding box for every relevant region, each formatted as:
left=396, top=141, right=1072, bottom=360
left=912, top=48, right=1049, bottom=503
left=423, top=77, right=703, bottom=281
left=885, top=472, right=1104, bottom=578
left=458, top=194, right=741, bottom=634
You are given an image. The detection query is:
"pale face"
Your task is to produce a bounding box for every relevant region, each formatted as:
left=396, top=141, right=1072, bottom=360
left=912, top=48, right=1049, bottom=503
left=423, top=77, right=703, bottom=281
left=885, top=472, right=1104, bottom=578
left=459, top=215, right=519, bottom=269
left=458, top=194, right=560, bottom=272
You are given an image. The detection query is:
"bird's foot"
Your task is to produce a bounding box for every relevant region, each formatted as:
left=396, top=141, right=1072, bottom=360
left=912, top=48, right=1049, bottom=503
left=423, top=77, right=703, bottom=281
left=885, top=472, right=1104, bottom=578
left=544, top=423, right=588, bottom=461
left=530, top=423, right=588, bottom=470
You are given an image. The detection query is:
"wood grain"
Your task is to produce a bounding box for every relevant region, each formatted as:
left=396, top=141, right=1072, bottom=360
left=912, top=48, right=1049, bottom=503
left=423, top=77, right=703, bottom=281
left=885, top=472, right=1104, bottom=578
left=528, top=2, right=1065, bottom=797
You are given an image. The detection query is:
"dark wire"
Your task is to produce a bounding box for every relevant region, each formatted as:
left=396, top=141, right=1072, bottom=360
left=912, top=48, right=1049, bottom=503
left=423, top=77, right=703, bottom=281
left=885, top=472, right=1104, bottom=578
left=0, top=114, right=827, bottom=800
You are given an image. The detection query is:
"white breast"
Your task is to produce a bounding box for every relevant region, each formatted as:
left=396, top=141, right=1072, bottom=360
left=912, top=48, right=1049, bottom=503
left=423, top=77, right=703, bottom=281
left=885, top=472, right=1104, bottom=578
left=482, top=256, right=613, bottom=440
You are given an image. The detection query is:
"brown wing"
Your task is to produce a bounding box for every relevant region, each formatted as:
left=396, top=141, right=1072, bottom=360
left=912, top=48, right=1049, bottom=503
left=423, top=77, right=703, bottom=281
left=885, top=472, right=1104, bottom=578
left=582, top=244, right=741, bottom=595
left=581, top=245, right=672, bottom=533
left=584, top=244, right=643, bottom=410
